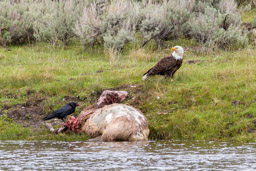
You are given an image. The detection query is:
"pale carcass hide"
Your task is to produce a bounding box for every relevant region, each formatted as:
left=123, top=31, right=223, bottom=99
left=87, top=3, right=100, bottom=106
left=82, top=104, right=149, bottom=141
left=62, top=90, right=149, bottom=141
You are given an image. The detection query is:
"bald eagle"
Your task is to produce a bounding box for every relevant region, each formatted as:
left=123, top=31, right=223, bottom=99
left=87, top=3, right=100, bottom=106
left=142, top=46, right=184, bottom=82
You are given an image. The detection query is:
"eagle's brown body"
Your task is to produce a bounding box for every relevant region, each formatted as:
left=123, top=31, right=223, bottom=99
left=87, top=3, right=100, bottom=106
left=143, top=55, right=183, bottom=79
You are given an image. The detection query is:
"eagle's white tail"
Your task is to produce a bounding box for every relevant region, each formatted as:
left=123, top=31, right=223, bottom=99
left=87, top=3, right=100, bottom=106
left=142, top=74, right=148, bottom=80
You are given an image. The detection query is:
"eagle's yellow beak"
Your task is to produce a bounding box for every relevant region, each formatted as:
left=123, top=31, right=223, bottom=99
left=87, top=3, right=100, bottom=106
left=171, top=47, right=176, bottom=51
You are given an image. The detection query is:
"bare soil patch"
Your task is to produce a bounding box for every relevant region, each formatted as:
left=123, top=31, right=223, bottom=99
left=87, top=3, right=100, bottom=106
left=1, top=85, right=145, bottom=128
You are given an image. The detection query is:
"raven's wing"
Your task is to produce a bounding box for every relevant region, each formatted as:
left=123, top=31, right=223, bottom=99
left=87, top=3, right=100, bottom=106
left=43, top=104, right=72, bottom=121
left=59, top=105, right=75, bottom=118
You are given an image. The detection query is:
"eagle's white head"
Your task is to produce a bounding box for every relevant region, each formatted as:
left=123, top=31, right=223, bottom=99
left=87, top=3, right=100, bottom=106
left=171, top=46, right=184, bottom=60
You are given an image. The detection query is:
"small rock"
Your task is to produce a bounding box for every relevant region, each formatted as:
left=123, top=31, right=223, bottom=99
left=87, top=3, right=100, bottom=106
left=186, top=60, right=201, bottom=64
left=96, top=69, right=103, bottom=73
left=232, top=100, right=240, bottom=106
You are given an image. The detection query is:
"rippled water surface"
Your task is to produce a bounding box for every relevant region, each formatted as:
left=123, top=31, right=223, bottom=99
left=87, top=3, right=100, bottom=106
left=1, top=140, right=256, bottom=170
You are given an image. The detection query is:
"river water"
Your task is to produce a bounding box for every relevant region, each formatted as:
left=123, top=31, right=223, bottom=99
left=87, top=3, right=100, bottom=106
left=1, top=140, right=256, bottom=170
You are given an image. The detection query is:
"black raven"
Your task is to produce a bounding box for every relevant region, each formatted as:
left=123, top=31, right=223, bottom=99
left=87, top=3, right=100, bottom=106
left=43, top=102, right=80, bottom=122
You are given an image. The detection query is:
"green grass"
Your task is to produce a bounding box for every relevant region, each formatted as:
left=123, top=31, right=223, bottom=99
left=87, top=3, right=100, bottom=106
left=0, top=114, right=90, bottom=141
left=1, top=41, right=256, bottom=141
left=241, top=9, right=256, bottom=23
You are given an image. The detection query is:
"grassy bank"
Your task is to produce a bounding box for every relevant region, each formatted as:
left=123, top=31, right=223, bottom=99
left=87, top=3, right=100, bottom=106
left=1, top=41, right=256, bottom=141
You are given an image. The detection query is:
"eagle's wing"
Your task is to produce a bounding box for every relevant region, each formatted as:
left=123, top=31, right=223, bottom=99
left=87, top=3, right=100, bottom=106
left=144, top=56, right=176, bottom=76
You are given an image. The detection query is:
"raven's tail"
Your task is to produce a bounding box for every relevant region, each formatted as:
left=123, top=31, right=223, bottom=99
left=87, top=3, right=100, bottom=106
left=43, top=113, right=57, bottom=121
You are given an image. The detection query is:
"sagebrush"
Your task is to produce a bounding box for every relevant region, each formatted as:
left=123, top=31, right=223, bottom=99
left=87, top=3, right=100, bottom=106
left=0, top=0, right=250, bottom=51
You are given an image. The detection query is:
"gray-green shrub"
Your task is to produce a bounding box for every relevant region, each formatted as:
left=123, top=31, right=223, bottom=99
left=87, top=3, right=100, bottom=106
left=73, top=2, right=102, bottom=46
left=101, top=0, right=137, bottom=51
left=33, top=0, right=84, bottom=48
left=0, top=0, right=85, bottom=47
left=0, top=1, right=35, bottom=46
left=0, top=0, right=250, bottom=50
left=139, top=3, right=167, bottom=46
left=235, top=0, right=256, bottom=7
left=74, top=0, right=139, bottom=51
left=139, top=0, right=195, bottom=47
left=253, top=17, right=256, bottom=27
left=189, top=0, right=248, bottom=48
